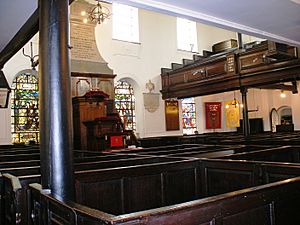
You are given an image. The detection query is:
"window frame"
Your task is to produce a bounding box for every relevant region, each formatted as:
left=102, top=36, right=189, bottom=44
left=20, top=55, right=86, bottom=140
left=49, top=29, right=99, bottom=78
left=11, top=72, right=39, bottom=144
left=112, top=3, right=140, bottom=44
left=114, top=80, right=136, bottom=131
left=176, top=17, right=198, bottom=53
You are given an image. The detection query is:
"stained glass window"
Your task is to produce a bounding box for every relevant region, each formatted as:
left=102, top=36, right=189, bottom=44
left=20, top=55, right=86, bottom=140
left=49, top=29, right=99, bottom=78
left=182, top=97, right=197, bottom=135
left=11, top=73, right=39, bottom=144
left=114, top=81, right=136, bottom=130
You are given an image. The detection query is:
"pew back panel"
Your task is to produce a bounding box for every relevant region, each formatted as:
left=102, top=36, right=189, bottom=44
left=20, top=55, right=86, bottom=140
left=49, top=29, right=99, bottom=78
left=75, top=159, right=200, bottom=215
left=28, top=177, right=300, bottom=225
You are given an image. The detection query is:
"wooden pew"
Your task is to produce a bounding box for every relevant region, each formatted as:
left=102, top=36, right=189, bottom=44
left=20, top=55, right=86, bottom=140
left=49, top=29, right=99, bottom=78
left=0, top=153, right=40, bottom=162
left=113, top=144, right=232, bottom=156
left=2, top=174, right=40, bottom=225
left=5, top=155, right=300, bottom=225
left=219, top=146, right=300, bottom=163
left=27, top=169, right=300, bottom=225
left=199, top=158, right=300, bottom=196
left=1, top=156, right=194, bottom=225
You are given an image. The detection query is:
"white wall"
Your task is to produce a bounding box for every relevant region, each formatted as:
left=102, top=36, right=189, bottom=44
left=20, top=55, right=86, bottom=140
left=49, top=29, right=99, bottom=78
left=95, top=6, right=237, bottom=138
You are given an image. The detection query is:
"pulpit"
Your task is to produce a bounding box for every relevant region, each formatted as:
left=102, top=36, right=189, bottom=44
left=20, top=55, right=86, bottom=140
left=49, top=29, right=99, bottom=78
left=72, top=91, right=111, bottom=150
left=83, top=114, right=126, bottom=151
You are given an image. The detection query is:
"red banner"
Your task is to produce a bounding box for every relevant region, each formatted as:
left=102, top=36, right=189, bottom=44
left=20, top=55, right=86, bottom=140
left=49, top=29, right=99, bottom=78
left=205, top=102, right=222, bottom=129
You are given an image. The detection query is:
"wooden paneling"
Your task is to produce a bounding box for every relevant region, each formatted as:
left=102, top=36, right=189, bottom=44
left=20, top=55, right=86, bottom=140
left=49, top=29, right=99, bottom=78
left=161, top=40, right=300, bottom=99
left=164, top=169, right=197, bottom=205
left=76, top=179, right=123, bottom=214
left=124, top=174, right=162, bottom=213
left=263, top=164, right=300, bottom=183
left=28, top=176, right=300, bottom=225
left=222, top=204, right=272, bottom=225
left=201, top=160, right=259, bottom=196
left=238, top=51, right=267, bottom=71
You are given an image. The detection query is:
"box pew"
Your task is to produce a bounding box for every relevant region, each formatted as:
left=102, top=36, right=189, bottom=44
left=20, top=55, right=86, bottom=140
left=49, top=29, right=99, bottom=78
left=0, top=153, right=40, bottom=162
left=246, top=134, right=300, bottom=146
left=166, top=149, right=235, bottom=159
left=262, top=162, right=300, bottom=183
left=27, top=167, right=300, bottom=225
left=115, top=145, right=232, bottom=156
left=0, top=148, right=39, bottom=156
left=73, top=149, right=114, bottom=157
left=219, top=146, right=300, bottom=163
left=1, top=156, right=194, bottom=225
left=126, top=144, right=275, bottom=159
left=137, top=131, right=300, bottom=147
left=111, top=143, right=204, bottom=154
left=139, top=136, right=182, bottom=147
left=74, top=158, right=300, bottom=215
left=229, top=144, right=281, bottom=153
left=0, top=145, right=39, bottom=150
left=138, top=144, right=202, bottom=151
left=5, top=156, right=300, bottom=225
left=267, top=137, right=300, bottom=145
left=75, top=158, right=200, bottom=215
left=0, top=159, right=40, bottom=169
left=2, top=174, right=40, bottom=225
left=199, top=158, right=300, bottom=196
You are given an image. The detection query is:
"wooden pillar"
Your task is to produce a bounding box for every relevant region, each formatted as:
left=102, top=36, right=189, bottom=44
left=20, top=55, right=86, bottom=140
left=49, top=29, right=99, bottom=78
left=39, top=0, right=75, bottom=200
left=237, top=32, right=243, bottom=49
left=241, top=87, right=250, bottom=137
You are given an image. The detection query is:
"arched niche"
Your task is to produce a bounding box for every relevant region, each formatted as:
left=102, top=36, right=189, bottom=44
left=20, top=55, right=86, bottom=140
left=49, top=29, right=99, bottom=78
left=277, top=106, right=293, bottom=125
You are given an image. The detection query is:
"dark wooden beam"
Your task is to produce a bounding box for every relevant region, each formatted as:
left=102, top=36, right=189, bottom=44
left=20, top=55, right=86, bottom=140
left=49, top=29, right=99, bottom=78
left=0, top=0, right=75, bottom=68
left=258, top=82, right=298, bottom=93
left=0, top=10, right=38, bottom=68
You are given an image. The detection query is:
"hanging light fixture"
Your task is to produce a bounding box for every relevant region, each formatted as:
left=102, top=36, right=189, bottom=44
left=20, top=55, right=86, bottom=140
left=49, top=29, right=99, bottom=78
left=280, top=90, right=286, bottom=98
left=82, top=0, right=111, bottom=24
left=225, top=91, right=242, bottom=109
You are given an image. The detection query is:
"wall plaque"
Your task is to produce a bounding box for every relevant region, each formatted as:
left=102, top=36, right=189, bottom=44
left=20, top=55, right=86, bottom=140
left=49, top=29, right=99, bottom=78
left=143, top=93, right=160, bottom=113
left=165, top=100, right=180, bottom=131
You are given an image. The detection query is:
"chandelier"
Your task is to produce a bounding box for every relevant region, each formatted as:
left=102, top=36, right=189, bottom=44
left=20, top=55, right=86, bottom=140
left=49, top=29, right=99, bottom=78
left=82, top=0, right=111, bottom=24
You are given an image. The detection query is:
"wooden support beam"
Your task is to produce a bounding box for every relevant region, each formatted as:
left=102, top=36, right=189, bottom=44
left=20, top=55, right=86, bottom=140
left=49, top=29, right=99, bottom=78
left=0, top=0, right=75, bottom=68
left=259, top=82, right=298, bottom=93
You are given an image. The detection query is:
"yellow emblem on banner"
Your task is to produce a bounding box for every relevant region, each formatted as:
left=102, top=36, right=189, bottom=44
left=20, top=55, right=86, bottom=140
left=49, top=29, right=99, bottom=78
left=225, top=100, right=240, bottom=128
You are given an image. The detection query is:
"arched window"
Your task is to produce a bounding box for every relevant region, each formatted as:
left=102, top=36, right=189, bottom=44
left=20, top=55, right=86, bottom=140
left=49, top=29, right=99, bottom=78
left=11, top=73, right=39, bottom=144
left=182, top=97, right=197, bottom=135
left=114, top=80, right=136, bottom=130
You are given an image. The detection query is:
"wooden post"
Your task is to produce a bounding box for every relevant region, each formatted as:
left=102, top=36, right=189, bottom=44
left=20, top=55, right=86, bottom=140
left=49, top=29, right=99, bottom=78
left=237, top=32, right=243, bottom=49
left=39, top=0, right=75, bottom=200
left=241, top=87, right=250, bottom=137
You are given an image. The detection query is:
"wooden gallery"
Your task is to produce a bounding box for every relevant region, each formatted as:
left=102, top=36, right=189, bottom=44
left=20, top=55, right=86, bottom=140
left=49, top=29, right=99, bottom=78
left=0, top=0, right=300, bottom=224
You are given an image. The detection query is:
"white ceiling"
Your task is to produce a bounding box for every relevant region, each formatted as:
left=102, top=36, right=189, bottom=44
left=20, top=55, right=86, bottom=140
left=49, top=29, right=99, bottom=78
left=0, top=0, right=300, bottom=57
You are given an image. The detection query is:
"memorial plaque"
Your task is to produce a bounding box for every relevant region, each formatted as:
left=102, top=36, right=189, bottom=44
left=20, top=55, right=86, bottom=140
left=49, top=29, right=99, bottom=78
left=165, top=100, right=180, bottom=131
